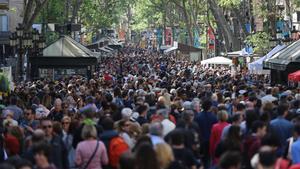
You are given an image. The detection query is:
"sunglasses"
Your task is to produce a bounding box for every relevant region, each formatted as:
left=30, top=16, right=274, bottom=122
left=62, top=122, right=70, bottom=125
left=42, top=125, right=52, bottom=129
left=25, top=113, right=31, bottom=116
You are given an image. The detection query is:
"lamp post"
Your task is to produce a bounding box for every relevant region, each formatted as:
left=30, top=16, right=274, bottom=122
left=9, top=24, right=45, bottom=82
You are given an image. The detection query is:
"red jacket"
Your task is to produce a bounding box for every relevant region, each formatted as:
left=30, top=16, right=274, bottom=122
left=209, top=122, right=229, bottom=157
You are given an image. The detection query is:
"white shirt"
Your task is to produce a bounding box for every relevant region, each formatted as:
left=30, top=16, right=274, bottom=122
left=162, top=119, right=175, bottom=136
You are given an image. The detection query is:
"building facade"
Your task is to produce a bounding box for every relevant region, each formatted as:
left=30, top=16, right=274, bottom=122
left=0, top=0, right=23, bottom=65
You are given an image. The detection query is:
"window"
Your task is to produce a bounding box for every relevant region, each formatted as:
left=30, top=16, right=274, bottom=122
left=297, top=12, right=300, bottom=22
left=0, top=15, right=8, bottom=31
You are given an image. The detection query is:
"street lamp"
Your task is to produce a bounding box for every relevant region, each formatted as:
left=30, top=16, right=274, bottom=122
left=9, top=24, right=45, bottom=82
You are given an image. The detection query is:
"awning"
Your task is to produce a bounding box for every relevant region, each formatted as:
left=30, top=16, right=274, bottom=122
left=201, top=56, right=232, bottom=65
left=288, top=70, right=300, bottom=82
left=264, top=40, right=300, bottom=70
left=248, top=45, right=285, bottom=74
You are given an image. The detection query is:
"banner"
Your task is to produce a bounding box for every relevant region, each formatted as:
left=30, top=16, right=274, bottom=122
left=193, top=28, right=200, bottom=48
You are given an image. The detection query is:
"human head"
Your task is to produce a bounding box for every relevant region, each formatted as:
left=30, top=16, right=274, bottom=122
left=277, top=103, right=289, bottom=117
left=217, top=110, right=228, bottom=122
left=118, top=120, right=131, bottom=133
left=202, top=99, right=212, bottom=112
left=24, top=106, right=35, bottom=121
left=169, top=129, right=184, bottom=146
left=40, top=119, right=53, bottom=138
left=54, top=98, right=62, bottom=112
left=118, top=152, right=135, bottom=169
left=32, top=142, right=51, bottom=168
left=149, top=122, right=163, bottom=137
left=219, top=151, right=242, bottom=169
left=121, top=108, right=133, bottom=120
left=257, top=146, right=276, bottom=169
left=61, top=116, right=71, bottom=132
left=155, top=143, right=174, bottom=169
left=135, top=143, right=160, bottom=169
left=251, top=120, right=267, bottom=138
left=81, top=124, right=97, bottom=140
left=293, top=123, right=300, bottom=138
left=101, top=117, right=115, bottom=131
left=226, top=125, right=241, bottom=141
left=136, top=105, right=148, bottom=117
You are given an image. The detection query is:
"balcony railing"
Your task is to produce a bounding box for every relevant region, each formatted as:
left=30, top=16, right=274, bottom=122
left=0, top=0, right=9, bottom=10
left=0, top=31, right=10, bottom=44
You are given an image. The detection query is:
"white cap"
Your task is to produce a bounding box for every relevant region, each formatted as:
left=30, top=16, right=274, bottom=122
left=121, top=108, right=133, bottom=119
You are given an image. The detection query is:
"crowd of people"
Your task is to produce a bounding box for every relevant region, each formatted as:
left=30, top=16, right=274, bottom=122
left=0, top=47, right=299, bottom=169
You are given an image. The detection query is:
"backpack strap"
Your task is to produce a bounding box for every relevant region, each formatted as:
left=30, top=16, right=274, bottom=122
left=82, top=140, right=99, bottom=169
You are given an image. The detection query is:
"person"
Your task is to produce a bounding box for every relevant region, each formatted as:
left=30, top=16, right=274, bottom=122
left=169, top=130, right=197, bottom=169
left=256, top=146, right=277, bottom=169
left=243, top=120, right=267, bottom=169
left=155, top=143, right=174, bottom=169
left=4, top=95, right=23, bottom=121
left=215, top=126, right=243, bottom=159
left=118, top=120, right=134, bottom=149
left=19, top=106, right=39, bottom=136
left=75, top=124, right=108, bottom=169
left=136, top=105, right=149, bottom=126
left=149, top=122, right=165, bottom=145
left=40, top=118, right=69, bottom=169
left=194, top=99, right=217, bottom=168
left=270, top=103, right=293, bottom=155
left=221, top=114, right=242, bottom=140
left=61, top=116, right=75, bottom=168
left=209, top=110, right=229, bottom=161
left=135, top=143, right=160, bottom=169
left=47, top=99, right=64, bottom=122
left=118, top=152, right=135, bottom=169
left=32, top=141, right=57, bottom=169
left=218, top=151, right=242, bottom=169
left=291, top=123, right=300, bottom=164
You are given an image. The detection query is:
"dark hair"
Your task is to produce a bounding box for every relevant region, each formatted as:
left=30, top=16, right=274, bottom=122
left=202, top=99, right=212, bottom=112
left=169, top=129, right=184, bottom=146
left=119, top=152, right=135, bottom=169
left=135, top=143, right=160, bottom=169
left=136, top=105, right=148, bottom=115
left=251, top=120, right=265, bottom=133
left=231, top=114, right=241, bottom=123
left=293, top=123, right=300, bottom=135
left=261, top=133, right=281, bottom=147
left=32, top=141, right=52, bottom=160
left=277, top=103, right=289, bottom=116
left=245, top=109, right=259, bottom=132
left=133, top=135, right=152, bottom=152
left=236, top=103, right=246, bottom=111
left=101, top=117, right=114, bottom=130
left=226, top=126, right=241, bottom=141
left=259, top=147, right=276, bottom=168
left=219, top=151, right=242, bottom=169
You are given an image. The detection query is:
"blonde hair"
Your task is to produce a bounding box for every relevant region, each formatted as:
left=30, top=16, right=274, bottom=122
left=81, top=125, right=97, bottom=139
left=155, top=143, right=174, bottom=169
left=217, top=110, right=228, bottom=122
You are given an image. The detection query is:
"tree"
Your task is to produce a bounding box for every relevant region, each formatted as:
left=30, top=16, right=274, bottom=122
left=23, top=0, right=49, bottom=31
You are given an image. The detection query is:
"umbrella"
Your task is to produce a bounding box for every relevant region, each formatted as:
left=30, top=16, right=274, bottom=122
left=261, top=94, right=278, bottom=104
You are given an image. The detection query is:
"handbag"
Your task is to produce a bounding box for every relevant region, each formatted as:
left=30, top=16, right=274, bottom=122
left=81, top=140, right=99, bottom=169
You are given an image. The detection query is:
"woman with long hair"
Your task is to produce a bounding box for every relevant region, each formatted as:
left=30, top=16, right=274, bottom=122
left=135, top=143, right=160, bottom=169
left=215, top=125, right=243, bottom=159
left=155, top=143, right=174, bottom=169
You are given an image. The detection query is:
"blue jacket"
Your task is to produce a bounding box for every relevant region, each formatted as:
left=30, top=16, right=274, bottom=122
left=270, top=117, right=293, bottom=148
left=194, top=111, right=217, bottom=142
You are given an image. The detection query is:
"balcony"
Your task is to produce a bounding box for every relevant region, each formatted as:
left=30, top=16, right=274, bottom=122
left=0, top=0, right=9, bottom=10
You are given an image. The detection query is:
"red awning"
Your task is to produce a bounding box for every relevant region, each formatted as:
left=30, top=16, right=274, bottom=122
left=288, top=70, right=300, bottom=82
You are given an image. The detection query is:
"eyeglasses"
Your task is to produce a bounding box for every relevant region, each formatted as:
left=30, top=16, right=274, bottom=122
left=42, top=125, right=52, bottom=129
left=25, top=113, right=31, bottom=116
left=62, top=122, right=70, bottom=125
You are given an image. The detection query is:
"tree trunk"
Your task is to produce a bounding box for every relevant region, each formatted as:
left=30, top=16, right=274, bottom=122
left=207, top=0, right=239, bottom=51
left=71, top=0, right=84, bottom=23
left=23, top=0, right=49, bottom=31
left=182, top=0, right=193, bottom=46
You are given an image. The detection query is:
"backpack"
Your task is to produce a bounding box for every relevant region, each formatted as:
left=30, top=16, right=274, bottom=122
left=108, top=136, right=129, bottom=168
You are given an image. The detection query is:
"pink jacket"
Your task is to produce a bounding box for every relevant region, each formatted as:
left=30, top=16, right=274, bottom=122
left=75, top=140, right=109, bottom=169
